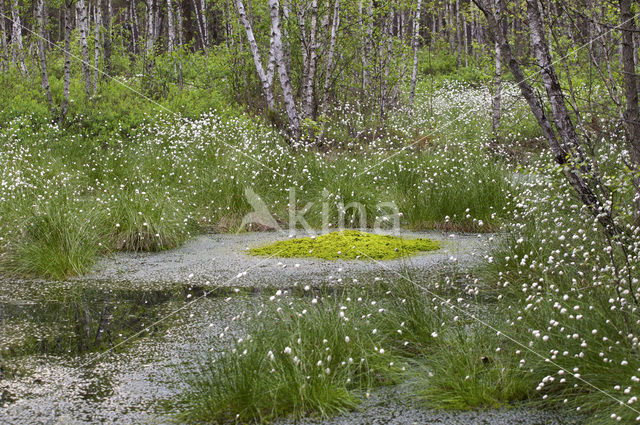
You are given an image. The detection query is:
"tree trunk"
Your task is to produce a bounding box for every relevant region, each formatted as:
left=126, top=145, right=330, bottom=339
left=359, top=0, right=373, bottom=91
left=103, top=0, right=112, bottom=73
left=10, top=0, right=27, bottom=75
left=200, top=0, right=208, bottom=47
left=234, top=0, right=275, bottom=109
left=455, top=0, right=461, bottom=68
left=77, top=0, right=91, bottom=96
left=268, top=0, right=300, bottom=139
left=36, top=0, right=53, bottom=109
left=1, top=0, right=8, bottom=71
left=145, top=0, right=155, bottom=54
left=473, top=0, right=615, bottom=233
left=177, top=0, right=183, bottom=46
left=321, top=0, right=340, bottom=116
left=302, top=0, right=318, bottom=119
left=93, top=0, right=102, bottom=96
left=619, top=0, right=640, bottom=219
left=409, top=0, right=422, bottom=107
left=191, top=0, right=205, bottom=49
left=60, top=0, right=73, bottom=123
left=167, top=0, right=175, bottom=52
left=491, top=0, right=502, bottom=136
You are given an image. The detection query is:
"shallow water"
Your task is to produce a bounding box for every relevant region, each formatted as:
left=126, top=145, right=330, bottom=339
left=0, top=232, right=581, bottom=424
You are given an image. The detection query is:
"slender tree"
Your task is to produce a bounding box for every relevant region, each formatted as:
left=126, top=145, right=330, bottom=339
left=268, top=0, right=300, bottom=138
left=36, top=0, right=53, bottom=109
left=321, top=0, right=340, bottom=116
left=234, top=0, right=276, bottom=109
left=0, top=0, right=8, bottom=71
left=93, top=0, right=102, bottom=95
left=77, top=0, right=91, bottom=96
left=409, top=0, right=422, bottom=107
left=60, top=0, right=74, bottom=122
left=10, top=0, right=27, bottom=75
left=102, top=0, right=112, bottom=73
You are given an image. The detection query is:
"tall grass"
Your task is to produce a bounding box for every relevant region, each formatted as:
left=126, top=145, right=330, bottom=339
left=1, top=196, right=107, bottom=280
left=180, top=289, right=402, bottom=423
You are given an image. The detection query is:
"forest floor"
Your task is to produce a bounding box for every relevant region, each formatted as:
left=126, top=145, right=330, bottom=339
left=0, top=231, right=581, bottom=424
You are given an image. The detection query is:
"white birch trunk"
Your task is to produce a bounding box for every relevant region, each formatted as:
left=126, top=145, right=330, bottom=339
left=200, top=0, right=208, bottom=46
left=491, top=0, right=502, bottom=135
left=36, top=0, right=52, bottom=108
left=77, top=0, right=91, bottom=96
left=362, top=0, right=373, bottom=90
left=10, top=0, right=27, bottom=75
left=1, top=0, right=8, bottom=70
left=192, top=0, right=205, bottom=49
left=409, top=0, right=422, bottom=107
left=145, top=0, right=155, bottom=54
left=281, top=0, right=291, bottom=70
left=60, top=0, right=73, bottom=122
left=177, top=0, right=183, bottom=46
left=93, top=0, right=102, bottom=96
left=103, top=0, right=112, bottom=72
left=234, top=0, right=275, bottom=109
left=456, top=0, right=461, bottom=68
left=321, top=0, right=340, bottom=116
left=268, top=0, right=300, bottom=138
left=167, top=0, right=175, bottom=52
left=302, top=0, right=318, bottom=119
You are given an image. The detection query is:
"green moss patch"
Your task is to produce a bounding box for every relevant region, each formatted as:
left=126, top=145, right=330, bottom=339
left=248, top=230, right=441, bottom=260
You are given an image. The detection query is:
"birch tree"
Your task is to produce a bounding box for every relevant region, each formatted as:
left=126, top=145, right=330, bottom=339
left=60, top=0, right=74, bottom=123
left=321, top=0, right=340, bottom=116
left=473, top=0, right=616, bottom=234
left=36, top=0, right=52, bottom=109
left=301, top=0, right=318, bottom=119
left=491, top=0, right=503, bottom=136
left=268, top=0, right=300, bottom=138
left=10, top=0, right=27, bottom=75
left=0, top=1, right=7, bottom=71
left=409, top=0, right=422, bottom=107
left=93, top=0, right=102, bottom=95
left=234, top=0, right=276, bottom=109
left=102, top=0, right=112, bottom=73
left=77, top=0, right=91, bottom=96
left=167, top=0, right=176, bottom=52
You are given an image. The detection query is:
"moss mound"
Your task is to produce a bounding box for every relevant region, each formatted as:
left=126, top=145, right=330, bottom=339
left=248, top=230, right=441, bottom=260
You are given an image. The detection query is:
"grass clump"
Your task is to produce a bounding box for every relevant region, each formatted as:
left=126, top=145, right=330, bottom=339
left=179, top=292, right=401, bottom=423
left=248, top=230, right=440, bottom=260
left=1, top=198, right=106, bottom=280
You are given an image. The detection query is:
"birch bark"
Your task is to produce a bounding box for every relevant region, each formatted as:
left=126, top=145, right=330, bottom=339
left=36, top=0, right=53, bottom=109
left=77, top=0, right=91, bottom=95
left=167, top=0, right=175, bottom=52
left=302, top=0, right=318, bottom=119
left=93, top=0, right=102, bottom=95
left=321, top=0, right=340, bottom=116
left=103, top=0, right=111, bottom=73
left=409, top=0, right=422, bottom=107
left=10, top=0, right=27, bottom=75
left=0, top=1, right=6, bottom=70
left=234, top=0, right=275, bottom=109
left=60, top=0, right=73, bottom=122
left=491, top=0, right=502, bottom=136
left=268, top=0, right=300, bottom=138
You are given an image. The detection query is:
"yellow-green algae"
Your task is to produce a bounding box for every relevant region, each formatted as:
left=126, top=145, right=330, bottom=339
left=248, top=230, right=440, bottom=260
